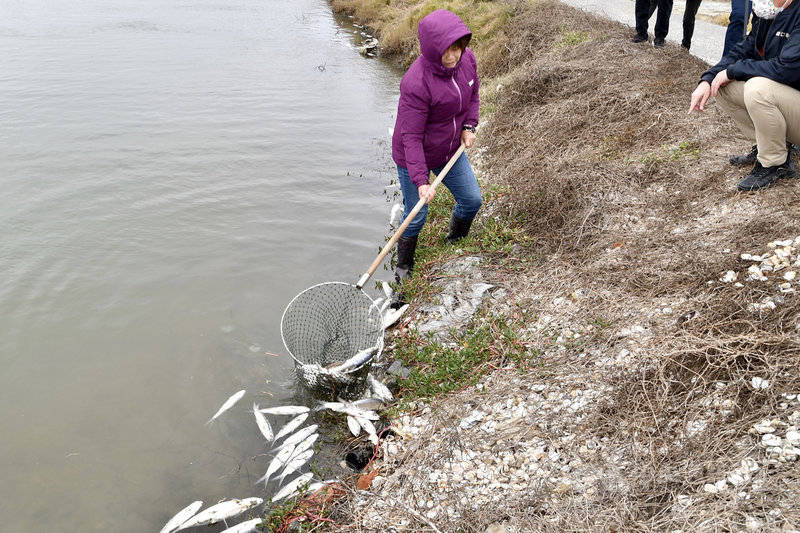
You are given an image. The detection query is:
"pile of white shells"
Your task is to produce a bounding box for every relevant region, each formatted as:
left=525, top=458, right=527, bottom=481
left=352, top=375, right=624, bottom=530
left=702, top=391, right=800, bottom=498
left=717, top=236, right=800, bottom=313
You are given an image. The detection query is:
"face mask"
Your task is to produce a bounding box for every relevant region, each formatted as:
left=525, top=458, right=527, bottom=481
left=752, top=0, right=784, bottom=19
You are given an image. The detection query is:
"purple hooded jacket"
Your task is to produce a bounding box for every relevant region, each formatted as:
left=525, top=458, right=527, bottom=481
left=391, top=10, right=480, bottom=187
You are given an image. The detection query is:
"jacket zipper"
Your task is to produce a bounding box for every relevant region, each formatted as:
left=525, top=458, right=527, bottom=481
left=450, top=75, right=463, bottom=153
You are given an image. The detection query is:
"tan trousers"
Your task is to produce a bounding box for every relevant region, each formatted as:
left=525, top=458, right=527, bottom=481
left=716, top=77, right=800, bottom=167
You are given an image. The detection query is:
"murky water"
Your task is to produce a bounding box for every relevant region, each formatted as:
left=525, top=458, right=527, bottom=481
left=0, top=1, right=402, bottom=530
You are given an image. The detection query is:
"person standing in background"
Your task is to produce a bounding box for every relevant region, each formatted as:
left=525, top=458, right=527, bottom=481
left=681, top=0, right=704, bottom=51
left=724, top=0, right=751, bottom=55
left=631, top=0, right=675, bottom=48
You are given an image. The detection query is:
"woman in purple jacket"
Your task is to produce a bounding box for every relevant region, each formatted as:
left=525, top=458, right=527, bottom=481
left=391, top=9, right=483, bottom=282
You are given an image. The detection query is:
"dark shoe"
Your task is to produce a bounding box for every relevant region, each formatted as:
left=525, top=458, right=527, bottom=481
left=653, top=37, right=666, bottom=49
left=445, top=213, right=473, bottom=244
left=681, top=40, right=690, bottom=51
left=394, top=235, right=418, bottom=282
left=737, top=157, right=798, bottom=191
left=631, top=33, right=648, bottom=43
left=730, top=145, right=758, bottom=166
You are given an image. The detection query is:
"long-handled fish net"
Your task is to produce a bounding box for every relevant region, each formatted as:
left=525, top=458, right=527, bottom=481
left=281, top=145, right=465, bottom=398
left=281, top=282, right=384, bottom=398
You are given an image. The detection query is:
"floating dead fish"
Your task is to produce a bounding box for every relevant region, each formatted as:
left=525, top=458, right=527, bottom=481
left=219, top=518, right=262, bottom=533
left=259, top=405, right=310, bottom=416
left=367, top=375, right=393, bottom=403
left=277, top=448, right=314, bottom=484
left=273, top=413, right=309, bottom=443
left=159, top=500, right=203, bottom=533
left=273, top=424, right=319, bottom=452
left=271, top=472, right=314, bottom=503
left=175, top=498, right=263, bottom=530
left=257, top=445, right=296, bottom=486
left=326, top=345, right=378, bottom=373
left=383, top=304, right=409, bottom=329
left=252, top=403, right=273, bottom=443
left=291, top=432, right=319, bottom=457
left=206, top=390, right=246, bottom=426
left=347, top=415, right=361, bottom=437
left=389, top=204, right=402, bottom=226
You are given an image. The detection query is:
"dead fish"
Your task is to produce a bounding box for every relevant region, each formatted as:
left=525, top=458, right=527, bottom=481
left=277, top=448, right=314, bottom=484
left=356, top=416, right=376, bottom=438
left=273, top=424, right=319, bottom=452
left=219, top=517, right=262, bottom=533
left=273, top=413, right=309, bottom=443
left=382, top=304, right=409, bottom=329
left=351, top=397, right=386, bottom=411
left=252, top=403, right=273, bottom=443
left=159, top=500, right=203, bottom=533
left=291, top=432, right=319, bottom=457
left=372, top=296, right=385, bottom=310
left=346, top=415, right=361, bottom=436
left=326, top=345, right=379, bottom=373
left=389, top=203, right=403, bottom=226
left=367, top=375, right=394, bottom=403
left=271, top=472, right=314, bottom=503
left=257, top=445, right=296, bottom=486
left=379, top=298, right=392, bottom=314
left=175, top=498, right=263, bottom=530
left=205, top=389, right=246, bottom=425
left=380, top=280, right=394, bottom=300
left=317, top=401, right=379, bottom=420
left=259, top=405, right=310, bottom=416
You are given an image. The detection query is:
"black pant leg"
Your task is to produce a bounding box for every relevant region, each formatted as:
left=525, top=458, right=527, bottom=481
left=634, top=0, right=654, bottom=35
left=653, top=0, right=674, bottom=39
left=682, top=0, right=702, bottom=47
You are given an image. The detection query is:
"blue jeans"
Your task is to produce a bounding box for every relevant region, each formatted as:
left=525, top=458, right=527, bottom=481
left=397, top=152, right=483, bottom=238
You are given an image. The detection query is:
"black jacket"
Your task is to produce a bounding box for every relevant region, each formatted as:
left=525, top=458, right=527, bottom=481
left=701, top=2, right=800, bottom=91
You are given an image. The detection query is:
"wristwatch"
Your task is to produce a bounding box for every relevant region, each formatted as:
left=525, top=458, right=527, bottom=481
left=462, top=125, right=476, bottom=134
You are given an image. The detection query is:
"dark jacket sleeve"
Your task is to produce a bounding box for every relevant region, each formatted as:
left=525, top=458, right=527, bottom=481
left=700, top=21, right=760, bottom=85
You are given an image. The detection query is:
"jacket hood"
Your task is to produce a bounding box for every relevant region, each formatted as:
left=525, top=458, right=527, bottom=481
left=418, top=10, right=472, bottom=72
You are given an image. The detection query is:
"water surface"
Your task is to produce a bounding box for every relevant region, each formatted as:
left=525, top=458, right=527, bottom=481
left=0, top=1, right=402, bottom=530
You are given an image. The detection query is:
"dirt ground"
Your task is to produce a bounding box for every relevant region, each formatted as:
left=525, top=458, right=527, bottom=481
left=320, top=1, right=800, bottom=531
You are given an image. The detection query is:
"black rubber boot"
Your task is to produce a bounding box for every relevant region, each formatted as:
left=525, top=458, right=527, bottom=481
left=445, top=213, right=473, bottom=244
left=394, top=236, right=418, bottom=282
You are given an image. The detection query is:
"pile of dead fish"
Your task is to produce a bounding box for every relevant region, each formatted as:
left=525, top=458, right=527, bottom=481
left=159, top=306, right=402, bottom=533
left=717, top=236, right=800, bottom=313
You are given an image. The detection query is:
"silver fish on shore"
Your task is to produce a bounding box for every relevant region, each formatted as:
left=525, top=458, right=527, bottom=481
left=206, top=389, right=246, bottom=425
left=380, top=297, right=393, bottom=314
left=273, top=424, right=319, bottom=452
left=277, top=448, right=314, bottom=484
left=175, top=498, right=263, bottom=530
left=219, top=517, right=262, bottom=533
left=316, top=401, right=380, bottom=420
left=259, top=405, right=310, bottom=416
left=159, top=500, right=203, bottom=533
left=257, top=445, right=296, bottom=486
left=367, top=374, right=394, bottom=403
left=380, top=280, right=394, bottom=300
left=271, top=472, right=314, bottom=503
left=351, top=397, right=386, bottom=411
left=346, top=415, right=361, bottom=437
left=252, top=403, right=273, bottom=443
left=273, top=413, right=308, bottom=443
left=326, top=345, right=378, bottom=373
left=356, top=416, right=376, bottom=437
left=383, top=303, right=409, bottom=330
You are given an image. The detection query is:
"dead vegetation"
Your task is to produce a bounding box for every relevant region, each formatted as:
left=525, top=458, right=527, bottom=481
left=327, top=0, right=800, bottom=531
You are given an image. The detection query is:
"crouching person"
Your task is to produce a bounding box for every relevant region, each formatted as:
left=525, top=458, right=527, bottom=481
left=688, top=0, right=800, bottom=191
